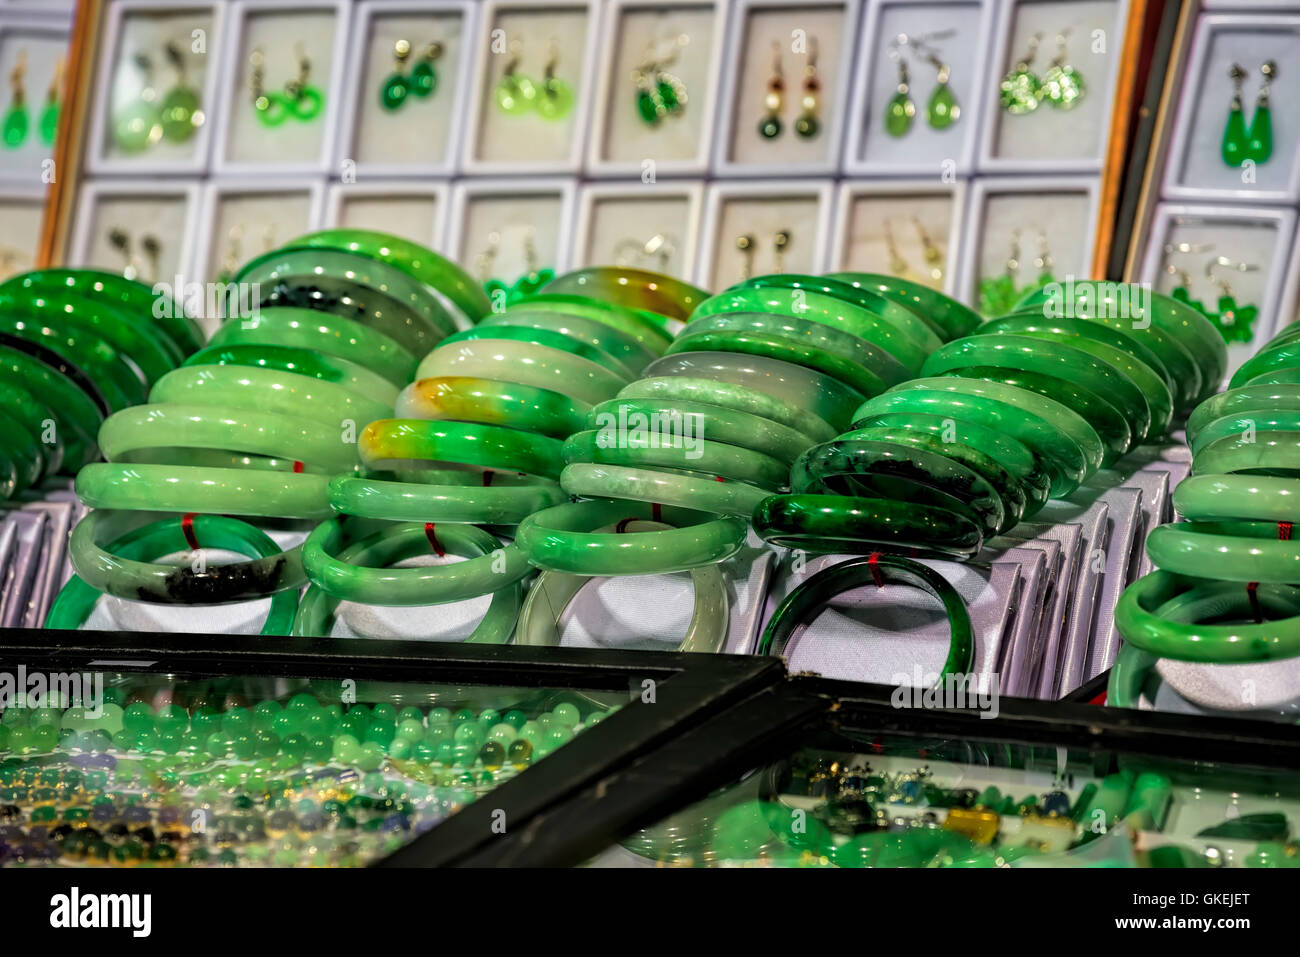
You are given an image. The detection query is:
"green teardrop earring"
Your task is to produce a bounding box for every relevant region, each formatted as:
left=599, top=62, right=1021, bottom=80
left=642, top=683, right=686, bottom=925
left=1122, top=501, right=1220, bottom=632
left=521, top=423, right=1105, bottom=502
left=2, top=50, right=29, bottom=149
left=1246, top=60, right=1275, bottom=164
left=409, top=41, right=442, bottom=98
left=159, top=41, right=204, bottom=143
left=925, top=55, right=959, bottom=129
left=999, top=33, right=1042, bottom=114
left=494, top=41, right=536, bottom=114
left=250, top=48, right=288, bottom=127
left=1221, top=62, right=1248, bottom=167
left=380, top=39, right=411, bottom=111
left=1041, top=31, right=1085, bottom=109
left=535, top=40, right=574, bottom=120
left=113, top=52, right=163, bottom=150
left=758, top=42, right=784, bottom=139
left=285, top=45, right=323, bottom=121
left=1205, top=255, right=1259, bottom=344
left=38, top=55, right=61, bottom=146
left=884, top=54, right=915, bottom=137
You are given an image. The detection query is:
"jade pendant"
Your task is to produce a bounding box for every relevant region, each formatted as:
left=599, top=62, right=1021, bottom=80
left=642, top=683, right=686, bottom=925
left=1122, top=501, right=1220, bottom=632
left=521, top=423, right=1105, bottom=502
left=535, top=77, right=574, bottom=120
left=1170, top=285, right=1210, bottom=317
left=159, top=85, right=202, bottom=143
left=637, top=88, right=661, bottom=124
left=1222, top=100, right=1247, bottom=166
left=884, top=91, right=915, bottom=137
left=38, top=99, right=58, bottom=146
left=2, top=104, right=28, bottom=149
left=112, top=100, right=162, bottom=151
left=999, top=69, right=1040, bottom=114
left=381, top=73, right=409, bottom=111
left=1041, top=65, right=1085, bottom=109
left=658, top=77, right=680, bottom=112
left=254, top=92, right=288, bottom=127
left=759, top=115, right=781, bottom=139
left=410, top=60, right=438, bottom=98
left=1246, top=104, right=1272, bottom=163
left=289, top=86, right=323, bottom=121
left=1210, top=295, right=1257, bottom=344
left=512, top=268, right=554, bottom=299
left=495, top=74, right=536, bottom=114
left=926, top=82, right=959, bottom=129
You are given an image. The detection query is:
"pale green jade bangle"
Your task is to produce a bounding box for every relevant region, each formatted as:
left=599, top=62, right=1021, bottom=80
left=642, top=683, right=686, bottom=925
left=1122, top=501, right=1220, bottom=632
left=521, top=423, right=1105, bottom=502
left=693, top=286, right=935, bottom=374
left=96, top=403, right=361, bottom=473
left=562, top=429, right=788, bottom=491
left=827, top=272, right=983, bottom=341
left=292, top=525, right=521, bottom=642
left=416, top=338, right=627, bottom=408
left=1116, top=571, right=1300, bottom=662
left=76, top=462, right=334, bottom=519
left=329, top=473, right=565, bottom=524
left=126, top=447, right=332, bottom=473
left=1186, top=384, right=1300, bottom=442
left=1189, top=411, right=1300, bottom=457
left=560, top=463, right=769, bottom=518
left=1145, top=520, right=1300, bottom=582
left=183, top=343, right=400, bottom=408
left=302, top=517, right=531, bottom=605
left=641, top=351, right=864, bottom=433
left=514, top=521, right=729, bottom=652
left=515, top=499, right=747, bottom=575
left=617, top=375, right=835, bottom=444
left=396, top=375, right=589, bottom=439
left=543, top=266, right=710, bottom=322
left=289, top=228, right=492, bottom=324
left=480, top=308, right=659, bottom=371
left=149, top=365, right=392, bottom=431
left=1173, top=474, right=1300, bottom=523
left=359, top=418, right=565, bottom=481
left=67, top=509, right=306, bottom=604
left=1107, top=642, right=1157, bottom=709
left=207, top=308, right=417, bottom=386
left=587, top=395, right=811, bottom=466
left=435, top=325, right=636, bottom=380
left=1193, top=431, right=1300, bottom=477
left=513, top=293, right=674, bottom=355
left=737, top=272, right=947, bottom=340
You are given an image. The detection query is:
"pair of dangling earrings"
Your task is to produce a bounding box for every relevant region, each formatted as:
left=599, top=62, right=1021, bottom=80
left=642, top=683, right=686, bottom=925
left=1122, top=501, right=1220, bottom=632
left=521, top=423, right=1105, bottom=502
left=112, top=42, right=203, bottom=153
left=380, top=39, right=443, bottom=111
left=632, top=32, right=688, bottom=126
left=884, top=32, right=959, bottom=136
left=495, top=39, right=573, bottom=120
left=615, top=233, right=677, bottom=272
left=107, top=228, right=161, bottom=283
left=1000, top=31, right=1086, bottom=114
left=1222, top=61, right=1275, bottom=166
left=478, top=227, right=555, bottom=306
left=1164, top=242, right=1259, bottom=344
left=978, top=229, right=1056, bottom=316
left=216, top=223, right=278, bottom=284
left=2, top=51, right=61, bottom=149
left=759, top=39, right=820, bottom=140
left=249, top=44, right=323, bottom=127
left=736, top=230, right=791, bottom=279
left=882, top=217, right=944, bottom=284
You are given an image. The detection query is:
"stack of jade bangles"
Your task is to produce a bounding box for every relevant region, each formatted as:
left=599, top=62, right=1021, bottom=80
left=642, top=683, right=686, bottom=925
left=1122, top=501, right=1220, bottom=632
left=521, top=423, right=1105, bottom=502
left=754, top=279, right=1226, bottom=560
left=51, top=229, right=490, bottom=633
left=0, top=268, right=200, bottom=501
left=1112, top=317, right=1300, bottom=708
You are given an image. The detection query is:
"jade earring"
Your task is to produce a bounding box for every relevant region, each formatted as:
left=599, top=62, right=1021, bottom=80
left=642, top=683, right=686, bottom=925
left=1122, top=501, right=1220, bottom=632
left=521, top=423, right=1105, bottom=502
left=159, top=41, right=204, bottom=143
left=108, top=228, right=141, bottom=281
left=795, top=36, right=820, bottom=139
left=410, top=42, right=443, bottom=98
left=759, top=42, right=784, bottom=139
left=884, top=52, right=915, bottom=137
left=514, top=227, right=554, bottom=298
left=1247, top=60, right=1275, bottom=163
left=38, top=55, right=61, bottom=146
left=1000, top=33, right=1042, bottom=114
left=773, top=229, right=791, bottom=272
left=217, top=224, right=244, bottom=285
left=736, top=233, right=757, bottom=280
left=884, top=219, right=913, bottom=278
left=1041, top=31, right=1084, bottom=109
left=284, top=45, right=323, bottom=121
left=478, top=230, right=508, bottom=305
left=633, top=33, right=688, bottom=126
left=140, top=234, right=162, bottom=283
left=924, top=51, right=959, bottom=129
left=380, top=39, right=412, bottom=111
left=114, top=52, right=163, bottom=151
left=914, top=216, right=944, bottom=283
left=1205, top=256, right=1259, bottom=344
left=494, top=41, right=536, bottom=114
left=250, top=48, right=287, bottom=126
left=978, top=231, right=1022, bottom=316
left=1222, top=63, right=1247, bottom=166
left=2, top=50, right=28, bottom=148
left=1161, top=242, right=1213, bottom=314
left=1032, top=230, right=1056, bottom=288
left=535, top=40, right=574, bottom=120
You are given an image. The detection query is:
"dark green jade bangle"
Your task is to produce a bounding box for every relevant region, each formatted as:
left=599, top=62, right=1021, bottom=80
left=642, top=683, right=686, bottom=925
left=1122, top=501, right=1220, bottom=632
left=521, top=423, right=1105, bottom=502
left=543, top=266, right=710, bottom=323
left=66, top=509, right=306, bottom=605
left=1145, top=521, right=1300, bottom=583
left=329, top=473, right=565, bottom=524
left=436, top=324, right=636, bottom=380
left=289, top=228, right=491, bottom=324
left=183, top=343, right=401, bottom=407
left=515, top=499, right=747, bottom=575
left=359, top=418, right=565, bottom=481
left=1116, top=571, right=1300, bottom=663
left=562, top=429, right=789, bottom=491
left=1189, top=410, right=1300, bottom=457
left=827, top=272, right=983, bottom=341
left=735, top=272, right=948, bottom=344
left=302, top=517, right=530, bottom=606
left=665, top=329, right=883, bottom=400
left=0, top=312, right=142, bottom=411
left=479, top=308, right=660, bottom=371
left=48, top=514, right=299, bottom=634
left=416, top=337, right=627, bottom=408
left=618, top=375, right=836, bottom=444
left=0, top=338, right=102, bottom=470
left=1107, top=642, right=1158, bottom=709
left=509, top=293, right=674, bottom=355
left=560, top=463, right=768, bottom=518
left=756, top=554, right=976, bottom=683
left=150, top=364, right=393, bottom=427
left=988, top=310, right=1174, bottom=390
left=1186, top=384, right=1300, bottom=442
left=752, top=493, right=982, bottom=558
left=1232, top=341, right=1300, bottom=389
left=0, top=407, right=47, bottom=493
left=1173, top=474, right=1300, bottom=523
left=396, top=375, right=589, bottom=439
left=76, top=462, right=334, bottom=519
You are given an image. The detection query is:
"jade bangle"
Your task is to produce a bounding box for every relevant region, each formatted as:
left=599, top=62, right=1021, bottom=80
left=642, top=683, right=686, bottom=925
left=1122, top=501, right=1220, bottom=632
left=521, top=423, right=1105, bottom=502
left=515, top=499, right=746, bottom=574
left=543, top=266, right=709, bottom=323
left=436, top=325, right=635, bottom=380
left=291, top=523, right=521, bottom=642
left=1173, top=474, right=1300, bottom=523
left=588, top=395, right=811, bottom=466
left=0, top=330, right=110, bottom=418
left=756, top=554, right=976, bottom=683
left=359, top=418, right=565, bottom=481
left=561, top=463, right=769, bottom=518
left=0, top=312, right=141, bottom=411
left=0, top=408, right=43, bottom=493
left=1107, top=642, right=1158, bottom=709
left=480, top=308, right=659, bottom=371
left=1116, top=570, right=1300, bottom=662
left=207, top=308, right=416, bottom=386
left=1230, top=340, right=1300, bottom=389
left=1193, top=431, right=1300, bottom=477
left=329, top=473, right=565, bottom=524
left=0, top=339, right=101, bottom=470
left=0, top=378, right=62, bottom=480
left=618, top=375, right=835, bottom=444
left=1189, top=410, right=1300, bottom=457
left=0, top=453, right=18, bottom=500
left=396, top=375, right=588, bottom=439
left=183, top=343, right=400, bottom=407
left=149, top=364, right=393, bottom=427
left=4, top=268, right=202, bottom=355
left=48, top=515, right=298, bottom=634
left=416, top=338, right=627, bottom=408
left=735, top=273, right=948, bottom=345
left=827, top=272, right=983, bottom=341
left=514, top=522, right=729, bottom=652
left=302, top=517, right=530, bottom=606
left=642, top=351, right=864, bottom=433
left=289, top=228, right=491, bottom=324
left=66, top=509, right=306, bottom=604
left=562, top=428, right=789, bottom=491
left=1186, top=384, right=1300, bottom=442
left=1145, top=521, right=1300, bottom=583
left=501, top=293, right=673, bottom=355
left=75, top=462, right=333, bottom=519
left=792, top=437, right=1007, bottom=537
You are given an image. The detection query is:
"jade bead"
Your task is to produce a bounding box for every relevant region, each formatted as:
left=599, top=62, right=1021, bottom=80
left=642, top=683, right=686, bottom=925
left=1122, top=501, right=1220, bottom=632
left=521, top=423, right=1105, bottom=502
left=551, top=703, right=580, bottom=728
left=332, top=734, right=361, bottom=763
left=371, top=703, right=397, bottom=723
left=356, top=743, right=384, bottom=772
left=488, top=723, right=517, bottom=744
left=479, top=741, right=505, bottom=770
left=434, top=741, right=455, bottom=765
left=396, top=719, right=425, bottom=743
left=451, top=744, right=476, bottom=767
left=388, top=738, right=412, bottom=760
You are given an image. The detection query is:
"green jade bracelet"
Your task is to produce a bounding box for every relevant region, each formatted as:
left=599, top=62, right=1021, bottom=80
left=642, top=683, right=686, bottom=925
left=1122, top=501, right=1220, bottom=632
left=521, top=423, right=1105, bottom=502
left=359, top=418, right=565, bottom=482
left=756, top=554, right=976, bottom=683
left=0, top=312, right=143, bottom=411
left=76, top=462, right=334, bottom=520
left=0, top=338, right=102, bottom=471
left=827, top=272, right=983, bottom=341
left=478, top=308, right=660, bottom=371
left=1186, top=384, right=1300, bottom=441
left=497, top=293, right=673, bottom=356
left=149, top=364, right=393, bottom=427
left=48, top=514, right=298, bottom=634
left=415, top=338, right=628, bottom=409
left=543, top=265, right=709, bottom=324
left=0, top=382, right=61, bottom=488
left=617, top=375, right=836, bottom=445
left=0, top=407, right=50, bottom=494
left=563, top=429, right=789, bottom=492
left=396, top=375, right=589, bottom=439
left=182, top=344, right=401, bottom=408
left=328, top=473, right=565, bottom=525
left=434, top=324, right=636, bottom=380
left=560, top=463, right=769, bottom=518
left=752, top=493, right=983, bottom=558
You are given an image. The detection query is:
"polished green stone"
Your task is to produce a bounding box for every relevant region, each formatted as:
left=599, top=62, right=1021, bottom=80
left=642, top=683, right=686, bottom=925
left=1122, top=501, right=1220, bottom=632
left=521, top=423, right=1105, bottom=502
left=999, top=69, right=1040, bottom=114
left=637, top=88, right=659, bottom=124
left=926, top=82, right=959, bottom=129
left=112, top=100, right=161, bottom=152
left=535, top=77, right=574, bottom=119
left=884, top=91, right=914, bottom=136
left=2, top=105, right=27, bottom=148
left=1041, top=65, right=1084, bottom=110
left=1247, top=104, right=1272, bottom=163
left=759, top=116, right=781, bottom=139
left=1222, top=103, right=1248, bottom=166
left=411, top=60, right=437, bottom=97
left=159, top=85, right=202, bottom=142
left=495, top=74, right=536, bottom=113
left=381, top=73, right=408, bottom=111
left=795, top=114, right=819, bottom=138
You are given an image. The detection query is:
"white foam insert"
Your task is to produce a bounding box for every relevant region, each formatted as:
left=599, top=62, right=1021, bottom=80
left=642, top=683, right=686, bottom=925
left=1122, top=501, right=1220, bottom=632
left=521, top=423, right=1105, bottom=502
left=0, top=194, right=44, bottom=273
left=708, top=192, right=823, bottom=288
left=454, top=190, right=565, bottom=282
left=334, top=191, right=441, bottom=246
left=0, top=26, right=67, bottom=180
left=970, top=185, right=1091, bottom=302
left=579, top=191, right=694, bottom=276
left=203, top=189, right=313, bottom=281
left=836, top=189, right=955, bottom=288
left=76, top=186, right=192, bottom=284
